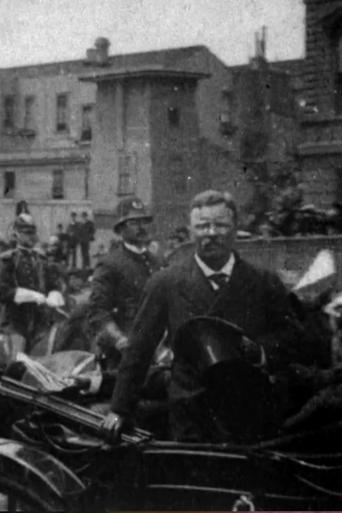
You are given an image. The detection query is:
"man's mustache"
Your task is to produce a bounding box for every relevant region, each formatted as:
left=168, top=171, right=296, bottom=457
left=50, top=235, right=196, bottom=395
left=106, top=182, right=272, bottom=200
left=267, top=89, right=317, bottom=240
left=201, top=238, right=222, bottom=248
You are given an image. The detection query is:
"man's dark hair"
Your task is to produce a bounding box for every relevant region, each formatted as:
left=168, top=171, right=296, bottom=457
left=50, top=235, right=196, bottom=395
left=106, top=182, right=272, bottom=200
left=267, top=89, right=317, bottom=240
left=190, top=190, right=238, bottom=223
left=15, top=200, right=30, bottom=216
left=71, top=211, right=77, bottom=217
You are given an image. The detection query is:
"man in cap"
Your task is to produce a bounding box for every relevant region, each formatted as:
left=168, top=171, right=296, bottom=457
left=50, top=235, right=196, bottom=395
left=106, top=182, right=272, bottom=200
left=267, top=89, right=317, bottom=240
left=87, top=196, right=162, bottom=363
left=102, top=190, right=312, bottom=442
left=79, top=211, right=96, bottom=270
left=66, top=211, right=80, bottom=269
left=0, top=214, right=64, bottom=355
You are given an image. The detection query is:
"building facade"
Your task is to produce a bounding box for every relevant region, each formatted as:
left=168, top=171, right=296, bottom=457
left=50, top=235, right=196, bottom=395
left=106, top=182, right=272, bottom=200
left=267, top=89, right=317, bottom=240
left=298, top=0, right=342, bottom=208
left=0, top=59, right=96, bottom=239
left=0, top=40, right=300, bottom=242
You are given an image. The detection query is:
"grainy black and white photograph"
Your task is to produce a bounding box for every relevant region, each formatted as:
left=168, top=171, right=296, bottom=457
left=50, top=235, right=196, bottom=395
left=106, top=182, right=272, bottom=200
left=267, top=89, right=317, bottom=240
left=0, top=0, right=341, bottom=510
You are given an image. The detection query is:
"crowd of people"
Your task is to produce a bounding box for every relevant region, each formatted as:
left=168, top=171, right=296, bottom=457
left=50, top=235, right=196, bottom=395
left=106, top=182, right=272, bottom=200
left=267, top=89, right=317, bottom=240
left=0, top=191, right=342, bottom=446
left=46, top=210, right=96, bottom=270
left=255, top=200, right=342, bottom=238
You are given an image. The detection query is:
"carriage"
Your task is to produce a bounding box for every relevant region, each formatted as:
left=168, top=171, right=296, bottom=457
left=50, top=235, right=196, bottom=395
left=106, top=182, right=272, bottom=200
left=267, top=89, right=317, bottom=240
left=0, top=245, right=339, bottom=511
left=0, top=370, right=341, bottom=512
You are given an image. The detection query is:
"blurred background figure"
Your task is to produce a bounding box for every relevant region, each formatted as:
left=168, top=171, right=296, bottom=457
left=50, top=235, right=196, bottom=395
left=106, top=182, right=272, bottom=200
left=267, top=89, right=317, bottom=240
left=79, top=211, right=96, bottom=270
left=15, top=200, right=30, bottom=216
left=165, top=225, right=190, bottom=261
left=47, top=235, right=64, bottom=265
left=56, top=223, right=69, bottom=265
left=93, top=243, right=107, bottom=265
left=66, top=212, right=80, bottom=269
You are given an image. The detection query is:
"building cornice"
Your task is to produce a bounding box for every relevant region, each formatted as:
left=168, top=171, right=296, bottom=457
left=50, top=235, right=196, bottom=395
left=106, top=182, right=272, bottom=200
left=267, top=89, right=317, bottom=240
left=80, top=68, right=210, bottom=83
left=300, top=114, right=342, bottom=125
left=0, top=154, right=89, bottom=167
left=297, top=141, right=342, bottom=156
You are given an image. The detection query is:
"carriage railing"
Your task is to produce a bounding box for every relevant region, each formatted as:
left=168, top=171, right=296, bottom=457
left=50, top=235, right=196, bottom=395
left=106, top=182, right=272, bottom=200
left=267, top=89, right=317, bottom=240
left=0, top=376, right=152, bottom=445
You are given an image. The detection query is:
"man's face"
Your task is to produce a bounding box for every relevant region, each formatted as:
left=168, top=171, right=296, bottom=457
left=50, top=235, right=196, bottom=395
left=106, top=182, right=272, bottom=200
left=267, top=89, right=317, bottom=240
left=120, top=218, right=151, bottom=246
left=190, top=202, right=236, bottom=268
left=16, top=228, right=37, bottom=248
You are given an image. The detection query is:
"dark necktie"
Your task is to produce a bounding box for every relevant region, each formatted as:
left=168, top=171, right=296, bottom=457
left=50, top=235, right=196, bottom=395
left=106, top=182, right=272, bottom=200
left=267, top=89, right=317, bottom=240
left=209, top=273, right=229, bottom=290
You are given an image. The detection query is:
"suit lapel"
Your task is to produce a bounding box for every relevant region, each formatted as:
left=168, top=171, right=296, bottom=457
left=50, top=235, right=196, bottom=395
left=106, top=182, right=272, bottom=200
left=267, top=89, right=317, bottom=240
left=176, top=253, right=255, bottom=320
left=178, top=256, right=215, bottom=315
left=208, top=255, right=254, bottom=318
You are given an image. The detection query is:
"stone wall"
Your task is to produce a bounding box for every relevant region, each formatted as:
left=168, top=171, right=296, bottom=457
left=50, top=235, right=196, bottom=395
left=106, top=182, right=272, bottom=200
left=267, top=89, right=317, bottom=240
left=90, top=78, right=153, bottom=213
left=237, top=235, right=342, bottom=288
left=298, top=1, right=342, bottom=208
left=149, top=77, right=203, bottom=238
left=303, top=0, right=337, bottom=114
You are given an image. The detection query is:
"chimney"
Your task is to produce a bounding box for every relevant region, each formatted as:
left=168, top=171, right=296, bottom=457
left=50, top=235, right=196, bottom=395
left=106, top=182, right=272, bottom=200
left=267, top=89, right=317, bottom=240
left=94, top=37, right=110, bottom=65
left=85, top=37, right=110, bottom=66
left=250, top=27, right=268, bottom=70
left=86, top=48, right=98, bottom=65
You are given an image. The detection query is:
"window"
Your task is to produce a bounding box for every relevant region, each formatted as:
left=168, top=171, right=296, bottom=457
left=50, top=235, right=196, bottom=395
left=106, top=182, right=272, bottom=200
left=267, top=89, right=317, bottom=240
left=3, top=96, right=14, bottom=130
left=338, top=36, right=342, bottom=73
left=24, top=95, right=35, bottom=130
left=167, top=107, right=180, bottom=126
left=220, top=90, right=236, bottom=135
left=336, top=74, right=342, bottom=114
left=170, top=157, right=186, bottom=193
left=334, top=33, right=342, bottom=113
left=4, top=171, right=15, bottom=198
left=117, top=152, right=137, bottom=196
left=52, top=169, right=64, bottom=199
left=221, top=89, right=232, bottom=119
left=56, top=93, right=69, bottom=132
left=81, top=104, right=93, bottom=141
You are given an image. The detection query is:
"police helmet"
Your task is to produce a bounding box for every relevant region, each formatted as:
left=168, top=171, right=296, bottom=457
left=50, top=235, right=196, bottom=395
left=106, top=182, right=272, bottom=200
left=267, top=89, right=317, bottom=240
left=113, top=196, right=152, bottom=233
left=14, top=213, right=37, bottom=233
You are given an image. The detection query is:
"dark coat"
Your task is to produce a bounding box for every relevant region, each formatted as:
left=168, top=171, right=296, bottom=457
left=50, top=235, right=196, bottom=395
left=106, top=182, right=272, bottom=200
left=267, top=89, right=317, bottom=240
left=111, top=252, right=312, bottom=416
left=0, top=248, right=62, bottom=344
left=88, top=243, right=162, bottom=335
left=66, top=222, right=80, bottom=248
left=79, top=220, right=95, bottom=244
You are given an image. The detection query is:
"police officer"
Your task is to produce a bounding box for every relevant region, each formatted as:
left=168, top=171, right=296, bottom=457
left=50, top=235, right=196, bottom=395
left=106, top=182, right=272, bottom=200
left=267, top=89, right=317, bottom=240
left=0, top=214, right=64, bottom=355
left=88, top=197, right=162, bottom=361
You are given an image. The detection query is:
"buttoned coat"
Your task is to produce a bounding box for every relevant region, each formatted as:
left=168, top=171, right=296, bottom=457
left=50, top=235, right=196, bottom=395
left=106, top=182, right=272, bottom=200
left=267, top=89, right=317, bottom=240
left=88, top=243, right=162, bottom=336
left=111, top=252, right=311, bottom=416
left=0, top=248, right=62, bottom=344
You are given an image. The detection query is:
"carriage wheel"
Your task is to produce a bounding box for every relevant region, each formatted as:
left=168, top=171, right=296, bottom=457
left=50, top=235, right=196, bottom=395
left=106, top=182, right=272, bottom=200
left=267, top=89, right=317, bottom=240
left=0, top=477, right=65, bottom=512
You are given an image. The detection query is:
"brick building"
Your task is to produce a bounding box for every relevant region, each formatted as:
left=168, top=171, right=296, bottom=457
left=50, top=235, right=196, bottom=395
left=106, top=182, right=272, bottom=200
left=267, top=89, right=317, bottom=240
left=0, top=58, right=95, bottom=239
left=81, top=42, right=300, bottom=240
left=298, top=0, right=342, bottom=208
left=0, top=40, right=300, bottom=242
left=225, top=57, right=301, bottom=230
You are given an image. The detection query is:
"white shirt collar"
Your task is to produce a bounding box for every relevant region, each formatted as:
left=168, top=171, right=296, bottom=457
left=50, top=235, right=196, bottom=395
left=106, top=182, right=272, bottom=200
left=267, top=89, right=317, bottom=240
left=195, top=252, right=235, bottom=280
left=124, top=241, right=147, bottom=255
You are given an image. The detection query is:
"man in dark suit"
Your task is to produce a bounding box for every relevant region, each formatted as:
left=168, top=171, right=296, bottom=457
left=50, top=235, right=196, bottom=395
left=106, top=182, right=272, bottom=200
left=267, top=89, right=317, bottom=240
left=103, top=190, right=310, bottom=441
left=66, top=212, right=80, bottom=269
left=87, top=196, right=162, bottom=362
left=79, top=211, right=95, bottom=270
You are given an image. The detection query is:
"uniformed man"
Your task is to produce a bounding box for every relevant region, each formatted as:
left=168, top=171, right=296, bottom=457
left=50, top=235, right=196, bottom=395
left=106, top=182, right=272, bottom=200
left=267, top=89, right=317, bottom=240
left=0, top=214, right=64, bottom=356
left=87, top=196, right=162, bottom=361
